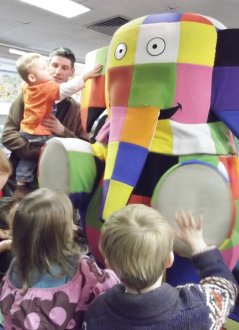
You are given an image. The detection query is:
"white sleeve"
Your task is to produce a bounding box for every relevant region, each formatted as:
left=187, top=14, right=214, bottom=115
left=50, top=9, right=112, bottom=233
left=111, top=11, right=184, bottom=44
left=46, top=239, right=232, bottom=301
left=59, top=75, right=85, bottom=100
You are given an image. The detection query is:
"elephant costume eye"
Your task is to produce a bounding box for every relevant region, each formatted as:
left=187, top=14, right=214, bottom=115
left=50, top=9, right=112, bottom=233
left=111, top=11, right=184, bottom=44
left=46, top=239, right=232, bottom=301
left=115, top=43, right=127, bottom=60
left=147, top=37, right=166, bottom=56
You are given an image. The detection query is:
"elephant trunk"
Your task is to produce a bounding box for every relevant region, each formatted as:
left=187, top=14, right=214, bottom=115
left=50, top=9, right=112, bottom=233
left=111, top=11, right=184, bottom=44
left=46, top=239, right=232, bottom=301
left=101, top=106, right=160, bottom=220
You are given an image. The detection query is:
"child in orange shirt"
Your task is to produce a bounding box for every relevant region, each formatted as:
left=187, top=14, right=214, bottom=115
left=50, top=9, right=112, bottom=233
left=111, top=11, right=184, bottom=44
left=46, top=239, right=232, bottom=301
left=15, top=53, right=102, bottom=189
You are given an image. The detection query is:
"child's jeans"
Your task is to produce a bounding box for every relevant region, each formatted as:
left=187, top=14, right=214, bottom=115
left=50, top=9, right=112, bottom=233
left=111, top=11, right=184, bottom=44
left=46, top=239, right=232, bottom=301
left=16, top=132, right=52, bottom=184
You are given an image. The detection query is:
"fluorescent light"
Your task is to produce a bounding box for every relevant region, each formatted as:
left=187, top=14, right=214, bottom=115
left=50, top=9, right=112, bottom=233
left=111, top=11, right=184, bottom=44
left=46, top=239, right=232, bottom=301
left=9, top=48, right=28, bottom=56
left=9, top=48, right=49, bottom=60
left=20, top=0, right=90, bottom=18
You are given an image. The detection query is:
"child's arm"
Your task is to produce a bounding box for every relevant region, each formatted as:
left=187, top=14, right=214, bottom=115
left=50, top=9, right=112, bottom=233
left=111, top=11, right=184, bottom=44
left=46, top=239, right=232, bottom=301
left=80, top=256, right=119, bottom=302
left=175, top=212, right=238, bottom=328
left=59, top=64, right=102, bottom=100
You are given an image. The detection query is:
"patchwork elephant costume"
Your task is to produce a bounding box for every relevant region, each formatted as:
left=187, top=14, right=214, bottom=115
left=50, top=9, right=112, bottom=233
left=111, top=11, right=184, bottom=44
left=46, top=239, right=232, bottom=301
left=39, top=13, right=239, bottom=283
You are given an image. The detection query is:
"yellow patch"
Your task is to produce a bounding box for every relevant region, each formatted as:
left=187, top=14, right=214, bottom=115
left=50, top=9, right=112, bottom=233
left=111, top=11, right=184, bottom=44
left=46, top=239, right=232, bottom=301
left=92, top=142, right=107, bottom=161
left=103, top=180, right=133, bottom=220
left=81, top=79, right=92, bottom=108
left=107, top=17, right=145, bottom=68
left=178, top=21, right=217, bottom=67
left=104, top=142, right=119, bottom=179
left=150, top=120, right=173, bottom=154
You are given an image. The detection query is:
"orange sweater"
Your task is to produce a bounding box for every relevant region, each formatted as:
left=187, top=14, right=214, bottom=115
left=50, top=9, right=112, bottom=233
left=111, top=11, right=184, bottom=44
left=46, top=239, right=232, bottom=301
left=20, top=81, right=60, bottom=135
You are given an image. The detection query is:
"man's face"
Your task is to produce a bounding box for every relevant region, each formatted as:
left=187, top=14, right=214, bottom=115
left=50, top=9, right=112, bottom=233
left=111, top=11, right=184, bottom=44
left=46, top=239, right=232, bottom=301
left=49, top=55, right=75, bottom=83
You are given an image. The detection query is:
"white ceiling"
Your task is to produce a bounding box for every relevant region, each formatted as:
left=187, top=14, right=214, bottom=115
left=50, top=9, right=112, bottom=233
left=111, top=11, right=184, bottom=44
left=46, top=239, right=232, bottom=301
left=0, top=0, right=239, bottom=64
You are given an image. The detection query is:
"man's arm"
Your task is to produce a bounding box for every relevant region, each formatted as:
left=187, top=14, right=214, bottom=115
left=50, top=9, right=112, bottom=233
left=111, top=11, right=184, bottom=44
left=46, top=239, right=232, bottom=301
left=43, top=98, right=89, bottom=140
left=2, top=94, right=41, bottom=160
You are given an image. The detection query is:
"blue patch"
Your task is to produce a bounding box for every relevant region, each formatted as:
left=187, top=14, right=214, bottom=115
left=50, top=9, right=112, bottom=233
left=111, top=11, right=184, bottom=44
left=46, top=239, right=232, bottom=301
left=143, top=13, right=182, bottom=24
left=112, top=142, right=148, bottom=186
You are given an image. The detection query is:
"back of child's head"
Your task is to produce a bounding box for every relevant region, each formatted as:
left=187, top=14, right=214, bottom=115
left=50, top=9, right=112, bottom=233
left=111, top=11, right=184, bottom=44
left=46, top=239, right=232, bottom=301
left=0, top=197, right=18, bottom=231
left=12, top=188, right=79, bottom=290
left=100, top=204, right=174, bottom=292
left=16, top=52, right=41, bottom=82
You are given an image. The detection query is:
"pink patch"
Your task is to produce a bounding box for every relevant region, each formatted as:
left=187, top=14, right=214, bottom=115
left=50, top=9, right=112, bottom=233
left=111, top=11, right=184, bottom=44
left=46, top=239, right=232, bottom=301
left=221, top=245, right=239, bottom=270
left=172, top=63, right=213, bottom=123
left=49, top=307, right=66, bottom=325
left=24, top=312, right=40, bottom=330
left=109, top=107, right=127, bottom=142
left=66, top=318, right=76, bottom=329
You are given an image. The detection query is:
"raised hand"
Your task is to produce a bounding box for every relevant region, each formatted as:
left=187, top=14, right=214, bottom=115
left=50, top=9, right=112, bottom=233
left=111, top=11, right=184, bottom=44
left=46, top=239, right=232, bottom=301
left=175, top=211, right=208, bottom=254
left=83, top=64, right=103, bottom=82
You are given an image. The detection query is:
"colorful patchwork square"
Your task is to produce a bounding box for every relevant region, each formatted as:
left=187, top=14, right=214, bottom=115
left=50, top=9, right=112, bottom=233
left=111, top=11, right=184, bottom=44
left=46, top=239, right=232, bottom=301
left=215, top=30, right=239, bottom=67
left=107, top=20, right=142, bottom=68
left=87, top=75, right=106, bottom=108
left=134, top=22, right=180, bottom=64
left=104, top=141, right=119, bottom=180
left=212, top=67, right=239, bottom=112
left=109, top=107, right=127, bottom=142
left=102, top=179, right=133, bottom=220
left=178, top=21, right=217, bottom=66
left=181, top=13, right=214, bottom=25
left=120, top=107, right=159, bottom=148
left=112, top=142, right=148, bottom=186
left=172, top=63, right=213, bottom=123
left=81, top=79, right=92, bottom=109
left=128, top=63, right=176, bottom=108
left=107, top=66, right=133, bottom=106
left=143, top=13, right=182, bottom=24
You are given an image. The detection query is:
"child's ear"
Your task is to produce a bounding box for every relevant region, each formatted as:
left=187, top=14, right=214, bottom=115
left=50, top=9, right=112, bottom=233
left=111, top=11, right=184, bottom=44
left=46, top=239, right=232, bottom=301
left=165, top=251, right=174, bottom=269
left=28, top=73, right=36, bottom=83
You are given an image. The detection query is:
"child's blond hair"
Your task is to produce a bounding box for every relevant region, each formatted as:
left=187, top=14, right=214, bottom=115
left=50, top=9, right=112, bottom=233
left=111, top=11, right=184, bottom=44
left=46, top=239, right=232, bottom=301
left=16, top=53, right=41, bottom=82
left=100, top=204, right=174, bottom=292
left=12, top=188, right=79, bottom=291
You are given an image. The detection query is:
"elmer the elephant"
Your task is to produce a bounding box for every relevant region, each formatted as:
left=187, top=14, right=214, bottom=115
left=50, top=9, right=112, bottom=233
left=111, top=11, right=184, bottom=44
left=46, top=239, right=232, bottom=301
left=39, top=13, right=239, bottom=281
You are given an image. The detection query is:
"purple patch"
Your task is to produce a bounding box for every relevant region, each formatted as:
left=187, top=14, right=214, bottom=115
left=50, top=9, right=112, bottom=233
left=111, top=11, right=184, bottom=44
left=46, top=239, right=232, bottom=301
left=211, top=67, right=239, bottom=110
left=101, top=179, right=110, bottom=216
left=143, top=13, right=182, bottom=24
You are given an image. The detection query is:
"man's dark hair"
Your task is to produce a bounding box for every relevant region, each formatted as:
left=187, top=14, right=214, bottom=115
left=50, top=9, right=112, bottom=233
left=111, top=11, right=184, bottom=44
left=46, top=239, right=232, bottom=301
left=49, top=47, right=76, bottom=68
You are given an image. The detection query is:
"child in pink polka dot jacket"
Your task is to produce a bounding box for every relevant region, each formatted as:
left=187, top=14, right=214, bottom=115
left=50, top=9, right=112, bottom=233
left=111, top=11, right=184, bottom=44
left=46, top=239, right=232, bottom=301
left=0, top=188, right=119, bottom=329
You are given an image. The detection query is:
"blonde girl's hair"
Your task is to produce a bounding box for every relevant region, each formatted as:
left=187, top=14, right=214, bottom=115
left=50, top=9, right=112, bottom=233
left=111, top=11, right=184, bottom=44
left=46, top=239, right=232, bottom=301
left=0, top=149, right=11, bottom=176
left=12, top=188, right=79, bottom=292
left=100, top=204, right=175, bottom=292
left=16, top=52, right=42, bottom=82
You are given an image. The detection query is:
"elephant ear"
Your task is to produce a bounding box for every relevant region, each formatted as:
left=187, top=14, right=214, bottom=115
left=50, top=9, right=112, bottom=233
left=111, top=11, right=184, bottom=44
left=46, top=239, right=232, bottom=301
left=81, top=46, right=108, bottom=133
left=211, top=29, right=239, bottom=138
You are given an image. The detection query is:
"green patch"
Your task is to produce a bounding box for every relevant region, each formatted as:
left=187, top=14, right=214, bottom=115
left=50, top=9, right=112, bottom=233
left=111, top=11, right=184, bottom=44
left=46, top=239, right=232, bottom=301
left=209, top=122, right=233, bottom=154
left=68, top=151, right=96, bottom=193
left=223, top=317, right=239, bottom=330
left=128, top=63, right=176, bottom=108
left=96, top=46, right=108, bottom=75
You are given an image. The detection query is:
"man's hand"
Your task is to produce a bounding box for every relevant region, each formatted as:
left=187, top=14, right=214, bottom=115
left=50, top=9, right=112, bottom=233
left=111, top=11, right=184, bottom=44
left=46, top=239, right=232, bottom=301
left=175, top=211, right=208, bottom=254
left=42, top=115, right=65, bottom=136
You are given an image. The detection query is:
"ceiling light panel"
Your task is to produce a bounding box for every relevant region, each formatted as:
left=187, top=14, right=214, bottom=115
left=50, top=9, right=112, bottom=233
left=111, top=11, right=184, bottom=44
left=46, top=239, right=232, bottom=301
left=20, top=0, right=90, bottom=18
